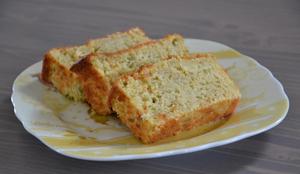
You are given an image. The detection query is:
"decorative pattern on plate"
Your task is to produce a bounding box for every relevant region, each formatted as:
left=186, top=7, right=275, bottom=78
left=11, top=39, right=289, bottom=161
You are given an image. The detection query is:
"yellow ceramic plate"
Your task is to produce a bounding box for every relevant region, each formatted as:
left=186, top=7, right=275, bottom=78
left=11, top=39, right=289, bottom=161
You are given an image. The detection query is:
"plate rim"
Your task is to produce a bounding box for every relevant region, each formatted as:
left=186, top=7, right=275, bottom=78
left=11, top=39, right=290, bottom=161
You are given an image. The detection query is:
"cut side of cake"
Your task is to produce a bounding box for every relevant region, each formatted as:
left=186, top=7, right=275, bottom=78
left=110, top=54, right=241, bottom=144
left=41, top=27, right=150, bottom=101
left=71, top=34, right=189, bottom=115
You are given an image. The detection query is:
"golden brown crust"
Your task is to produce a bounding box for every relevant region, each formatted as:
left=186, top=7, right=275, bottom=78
left=98, top=34, right=187, bottom=59
left=147, top=98, right=240, bottom=143
left=115, top=56, right=190, bottom=83
left=86, top=27, right=148, bottom=46
left=110, top=83, right=150, bottom=141
left=41, top=50, right=84, bottom=100
left=41, top=51, right=77, bottom=86
left=116, top=54, right=207, bottom=82
left=40, top=52, right=53, bottom=84
left=71, top=54, right=112, bottom=114
left=101, top=40, right=156, bottom=57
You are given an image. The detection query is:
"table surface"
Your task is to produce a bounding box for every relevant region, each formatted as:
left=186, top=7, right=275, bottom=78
left=1, top=0, right=299, bottom=173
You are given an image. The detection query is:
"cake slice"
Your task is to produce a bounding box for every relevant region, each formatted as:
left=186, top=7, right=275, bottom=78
left=71, top=34, right=188, bottom=115
left=41, top=27, right=150, bottom=101
left=110, top=54, right=241, bottom=143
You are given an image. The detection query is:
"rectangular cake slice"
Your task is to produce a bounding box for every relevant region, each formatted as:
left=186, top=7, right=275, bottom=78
left=110, top=54, right=241, bottom=143
left=71, top=34, right=189, bottom=115
left=41, top=27, right=150, bottom=101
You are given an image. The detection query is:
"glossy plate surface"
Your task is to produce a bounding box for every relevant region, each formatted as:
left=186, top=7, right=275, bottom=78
left=11, top=39, right=289, bottom=161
